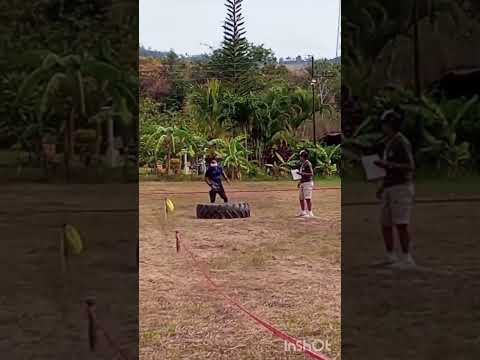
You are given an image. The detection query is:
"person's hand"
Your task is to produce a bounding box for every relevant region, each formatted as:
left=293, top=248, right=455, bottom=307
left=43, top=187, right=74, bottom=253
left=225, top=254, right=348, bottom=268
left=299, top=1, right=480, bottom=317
left=374, top=160, right=388, bottom=169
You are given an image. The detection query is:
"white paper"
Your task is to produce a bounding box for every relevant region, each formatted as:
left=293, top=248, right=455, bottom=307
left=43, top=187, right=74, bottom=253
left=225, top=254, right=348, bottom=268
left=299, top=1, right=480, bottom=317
left=361, top=155, right=386, bottom=181
left=291, top=169, right=302, bottom=180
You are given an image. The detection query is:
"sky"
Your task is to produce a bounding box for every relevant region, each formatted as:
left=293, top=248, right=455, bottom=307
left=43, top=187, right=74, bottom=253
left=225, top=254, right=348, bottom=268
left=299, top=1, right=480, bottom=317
left=140, top=0, right=340, bottom=59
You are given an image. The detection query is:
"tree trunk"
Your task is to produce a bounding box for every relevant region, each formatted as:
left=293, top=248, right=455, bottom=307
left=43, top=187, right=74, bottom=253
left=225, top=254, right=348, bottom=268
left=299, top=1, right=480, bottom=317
left=95, top=120, right=102, bottom=164
left=166, top=148, right=171, bottom=174
left=70, top=111, right=75, bottom=161
left=64, top=113, right=72, bottom=183
left=106, top=116, right=115, bottom=167
left=412, top=0, right=421, bottom=96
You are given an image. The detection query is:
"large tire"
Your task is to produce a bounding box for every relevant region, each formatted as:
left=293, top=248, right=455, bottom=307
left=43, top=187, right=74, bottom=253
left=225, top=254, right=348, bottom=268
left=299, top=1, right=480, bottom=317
left=196, top=202, right=251, bottom=219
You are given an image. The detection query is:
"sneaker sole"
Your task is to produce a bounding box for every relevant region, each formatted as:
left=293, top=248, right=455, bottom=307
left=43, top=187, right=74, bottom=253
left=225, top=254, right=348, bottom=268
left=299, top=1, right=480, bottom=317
left=370, top=260, right=398, bottom=268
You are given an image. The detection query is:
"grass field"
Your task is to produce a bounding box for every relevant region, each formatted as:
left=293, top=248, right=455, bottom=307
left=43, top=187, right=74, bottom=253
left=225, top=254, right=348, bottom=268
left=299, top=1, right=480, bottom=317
left=139, top=181, right=341, bottom=359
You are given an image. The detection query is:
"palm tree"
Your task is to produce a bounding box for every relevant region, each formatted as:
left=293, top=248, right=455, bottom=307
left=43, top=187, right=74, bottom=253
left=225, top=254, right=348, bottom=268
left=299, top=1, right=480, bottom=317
left=188, top=80, right=227, bottom=139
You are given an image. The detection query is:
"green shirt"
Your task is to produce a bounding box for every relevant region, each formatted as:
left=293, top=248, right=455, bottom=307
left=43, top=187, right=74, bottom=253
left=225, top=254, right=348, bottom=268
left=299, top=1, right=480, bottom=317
left=300, top=160, right=314, bottom=183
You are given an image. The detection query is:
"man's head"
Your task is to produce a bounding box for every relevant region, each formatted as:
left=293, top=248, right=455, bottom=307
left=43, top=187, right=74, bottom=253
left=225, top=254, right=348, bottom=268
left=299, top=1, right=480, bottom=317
left=210, top=159, right=218, bottom=167
left=380, top=109, right=404, bottom=136
left=299, top=150, right=309, bottom=161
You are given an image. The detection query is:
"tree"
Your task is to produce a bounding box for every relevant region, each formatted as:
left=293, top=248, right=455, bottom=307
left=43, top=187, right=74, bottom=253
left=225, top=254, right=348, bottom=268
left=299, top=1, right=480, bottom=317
left=187, top=80, right=228, bottom=139
left=219, top=0, right=253, bottom=94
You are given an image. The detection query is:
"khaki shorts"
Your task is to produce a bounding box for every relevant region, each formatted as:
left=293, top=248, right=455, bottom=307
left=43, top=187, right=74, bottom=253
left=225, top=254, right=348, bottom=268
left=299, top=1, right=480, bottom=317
left=299, top=181, right=314, bottom=200
left=381, top=184, right=414, bottom=226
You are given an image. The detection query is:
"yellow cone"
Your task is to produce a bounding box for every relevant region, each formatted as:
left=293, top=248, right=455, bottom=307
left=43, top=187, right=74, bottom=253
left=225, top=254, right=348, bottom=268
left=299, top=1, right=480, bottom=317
left=165, top=198, right=175, bottom=213
left=64, top=224, right=83, bottom=254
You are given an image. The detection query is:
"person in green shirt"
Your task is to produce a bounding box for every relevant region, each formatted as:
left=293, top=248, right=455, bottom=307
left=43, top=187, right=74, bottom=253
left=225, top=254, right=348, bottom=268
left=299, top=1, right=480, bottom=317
left=297, top=150, right=315, bottom=218
left=374, top=110, right=416, bottom=267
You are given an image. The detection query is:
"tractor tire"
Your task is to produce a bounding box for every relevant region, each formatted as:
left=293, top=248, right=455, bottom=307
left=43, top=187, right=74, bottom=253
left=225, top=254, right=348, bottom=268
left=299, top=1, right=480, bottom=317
left=196, top=202, right=251, bottom=219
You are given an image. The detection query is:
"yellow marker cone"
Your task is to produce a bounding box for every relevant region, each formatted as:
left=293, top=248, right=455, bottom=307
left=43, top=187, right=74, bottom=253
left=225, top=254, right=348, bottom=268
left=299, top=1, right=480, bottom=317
left=64, top=224, right=83, bottom=255
left=165, top=198, right=175, bottom=213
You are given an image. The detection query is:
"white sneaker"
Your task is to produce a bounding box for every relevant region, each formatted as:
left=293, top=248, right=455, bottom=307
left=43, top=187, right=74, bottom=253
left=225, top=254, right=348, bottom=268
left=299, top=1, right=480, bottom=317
left=386, top=252, right=399, bottom=264
left=306, top=211, right=315, bottom=218
left=296, top=210, right=307, bottom=217
left=371, top=252, right=398, bottom=267
left=391, top=253, right=416, bottom=269
left=401, top=253, right=416, bottom=266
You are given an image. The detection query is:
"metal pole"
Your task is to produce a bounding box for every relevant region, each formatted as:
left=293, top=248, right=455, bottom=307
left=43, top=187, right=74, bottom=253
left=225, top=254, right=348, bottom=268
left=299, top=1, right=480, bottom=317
left=336, top=0, right=341, bottom=58
left=311, top=56, right=316, bottom=146
left=413, top=0, right=421, bottom=96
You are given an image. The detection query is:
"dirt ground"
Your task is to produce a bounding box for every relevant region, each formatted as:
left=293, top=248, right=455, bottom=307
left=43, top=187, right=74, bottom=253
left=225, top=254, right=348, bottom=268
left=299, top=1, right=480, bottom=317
left=140, top=181, right=341, bottom=360
left=342, top=183, right=480, bottom=359
left=0, top=184, right=138, bottom=359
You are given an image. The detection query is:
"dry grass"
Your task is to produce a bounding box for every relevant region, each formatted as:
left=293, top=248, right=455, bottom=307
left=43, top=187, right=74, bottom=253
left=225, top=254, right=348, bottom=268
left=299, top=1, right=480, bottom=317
left=342, top=182, right=480, bottom=359
left=0, top=184, right=138, bottom=359
left=140, top=181, right=341, bottom=360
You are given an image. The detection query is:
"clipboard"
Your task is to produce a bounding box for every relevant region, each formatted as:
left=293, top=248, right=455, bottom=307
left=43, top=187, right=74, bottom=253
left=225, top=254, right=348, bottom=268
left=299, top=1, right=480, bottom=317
left=291, top=169, right=302, bottom=180
left=361, top=155, right=386, bottom=181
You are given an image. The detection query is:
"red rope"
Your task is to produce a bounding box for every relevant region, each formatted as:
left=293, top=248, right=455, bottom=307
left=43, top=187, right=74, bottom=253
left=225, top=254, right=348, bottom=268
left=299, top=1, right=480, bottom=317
left=147, top=187, right=340, bottom=196
left=84, top=299, right=132, bottom=360
left=175, top=231, right=331, bottom=360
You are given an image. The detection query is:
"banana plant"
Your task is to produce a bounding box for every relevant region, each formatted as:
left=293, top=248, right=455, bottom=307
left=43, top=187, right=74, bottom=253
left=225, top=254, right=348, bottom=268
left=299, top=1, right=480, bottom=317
left=213, top=135, right=251, bottom=180
left=145, top=125, right=191, bottom=173
left=265, top=152, right=296, bottom=178
left=404, top=95, right=478, bottom=176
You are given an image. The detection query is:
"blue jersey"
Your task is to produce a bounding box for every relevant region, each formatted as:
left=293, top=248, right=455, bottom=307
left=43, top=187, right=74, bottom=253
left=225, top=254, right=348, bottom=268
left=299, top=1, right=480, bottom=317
left=205, top=165, right=224, bottom=186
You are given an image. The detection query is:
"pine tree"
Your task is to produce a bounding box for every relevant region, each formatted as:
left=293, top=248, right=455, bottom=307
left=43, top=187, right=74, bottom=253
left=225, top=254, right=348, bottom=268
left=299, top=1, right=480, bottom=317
left=220, top=0, right=253, bottom=94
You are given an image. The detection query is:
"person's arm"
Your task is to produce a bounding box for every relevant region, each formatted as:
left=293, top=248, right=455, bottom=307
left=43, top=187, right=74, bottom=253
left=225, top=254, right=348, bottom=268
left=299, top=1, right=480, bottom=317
left=222, top=170, right=230, bottom=183
left=204, top=168, right=212, bottom=187
left=374, top=143, right=414, bottom=171
left=376, top=179, right=385, bottom=200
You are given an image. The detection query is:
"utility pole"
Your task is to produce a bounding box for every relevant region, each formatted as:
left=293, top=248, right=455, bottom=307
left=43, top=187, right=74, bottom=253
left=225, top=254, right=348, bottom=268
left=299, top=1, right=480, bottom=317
left=413, top=0, right=421, bottom=96
left=336, top=0, right=341, bottom=59
left=311, top=56, right=317, bottom=146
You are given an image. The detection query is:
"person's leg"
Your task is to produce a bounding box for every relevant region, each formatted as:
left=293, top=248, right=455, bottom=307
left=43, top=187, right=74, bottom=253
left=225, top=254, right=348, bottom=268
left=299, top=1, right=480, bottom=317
left=209, top=189, right=216, bottom=203
left=390, top=185, right=415, bottom=265
left=306, top=199, right=312, bottom=211
left=219, top=187, right=228, bottom=203
left=380, top=188, right=397, bottom=263
left=382, top=225, right=394, bottom=253
left=299, top=183, right=305, bottom=211
left=305, top=182, right=313, bottom=213
left=297, top=185, right=306, bottom=217
left=396, top=224, right=411, bottom=254
left=299, top=199, right=305, bottom=211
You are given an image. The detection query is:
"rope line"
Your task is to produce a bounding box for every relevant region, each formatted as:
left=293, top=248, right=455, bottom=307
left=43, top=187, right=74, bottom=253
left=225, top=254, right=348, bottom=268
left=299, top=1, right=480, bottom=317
left=145, top=187, right=340, bottom=196
left=175, top=231, right=331, bottom=360
left=84, top=299, right=132, bottom=360
left=343, top=196, right=480, bottom=206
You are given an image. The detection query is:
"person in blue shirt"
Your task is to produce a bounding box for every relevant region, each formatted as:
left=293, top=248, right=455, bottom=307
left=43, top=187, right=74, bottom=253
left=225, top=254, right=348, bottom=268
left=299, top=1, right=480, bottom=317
left=205, top=159, right=230, bottom=203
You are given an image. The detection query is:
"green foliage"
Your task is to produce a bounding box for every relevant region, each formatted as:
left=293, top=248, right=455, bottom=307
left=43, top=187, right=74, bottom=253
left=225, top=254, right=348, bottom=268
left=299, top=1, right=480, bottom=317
left=404, top=95, right=478, bottom=176
left=217, top=0, right=255, bottom=94
left=214, top=135, right=251, bottom=180
left=0, top=0, right=138, bottom=178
